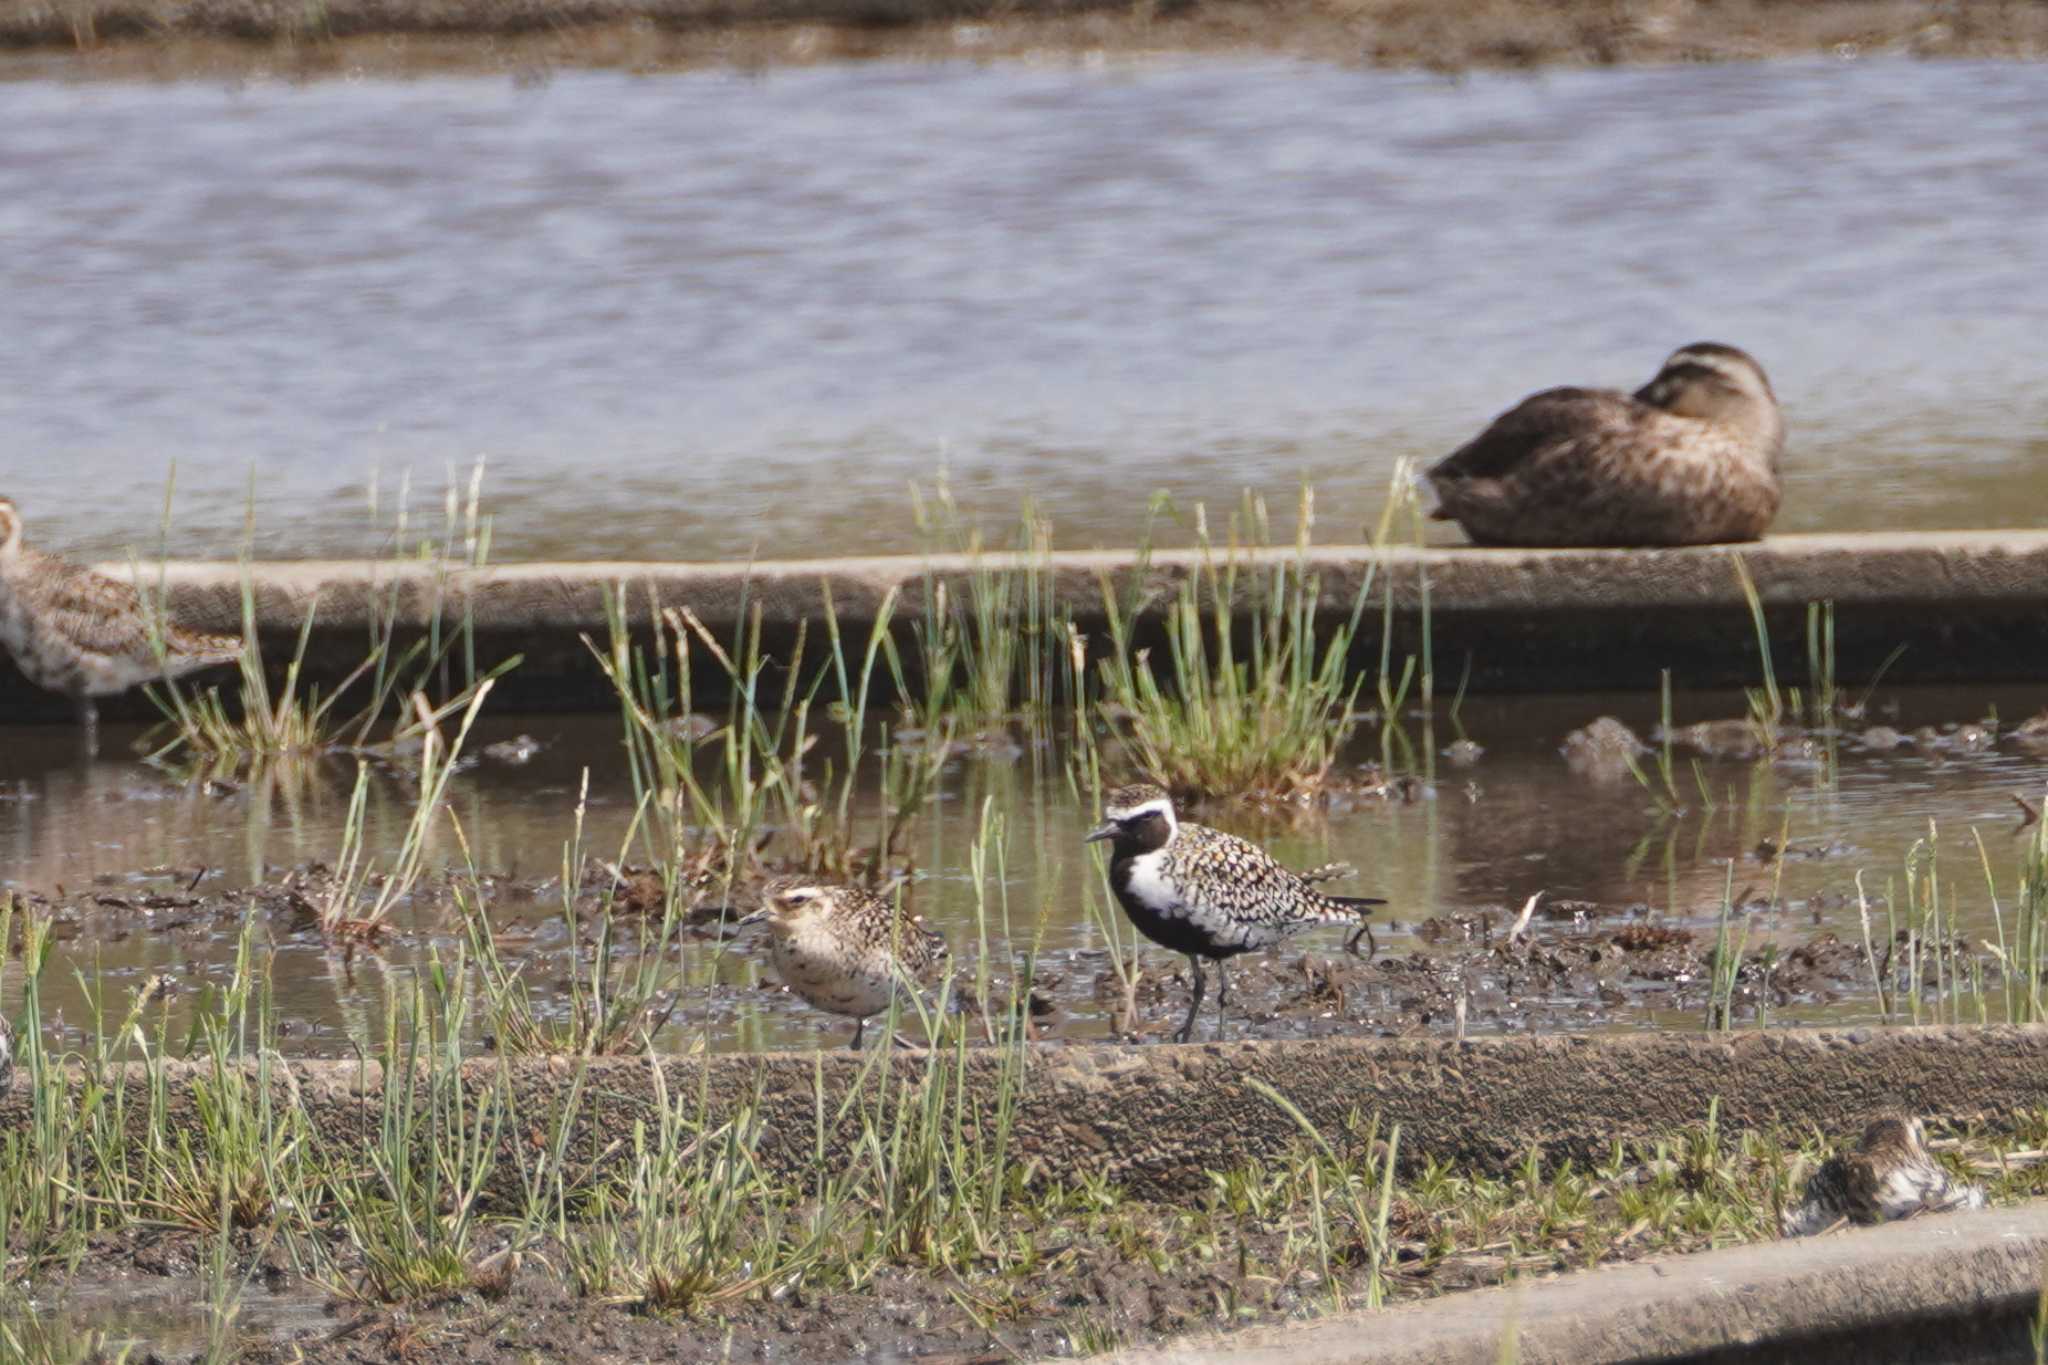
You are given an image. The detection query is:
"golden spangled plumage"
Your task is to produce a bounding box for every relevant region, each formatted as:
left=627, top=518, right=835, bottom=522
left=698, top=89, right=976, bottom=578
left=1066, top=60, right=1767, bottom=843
left=1783, top=1116, right=1985, bottom=1237
left=744, top=879, right=950, bottom=1049
left=1427, top=342, right=1784, bottom=548
left=0, top=497, right=242, bottom=741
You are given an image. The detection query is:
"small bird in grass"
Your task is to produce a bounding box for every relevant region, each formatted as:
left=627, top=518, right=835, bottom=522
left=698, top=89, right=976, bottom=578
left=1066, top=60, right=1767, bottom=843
left=1782, top=1116, right=1985, bottom=1237
left=0, top=497, right=242, bottom=751
left=0, top=1014, right=13, bottom=1097
left=1084, top=782, right=1385, bottom=1044
left=1425, top=342, right=1784, bottom=548
left=741, top=880, right=950, bottom=1050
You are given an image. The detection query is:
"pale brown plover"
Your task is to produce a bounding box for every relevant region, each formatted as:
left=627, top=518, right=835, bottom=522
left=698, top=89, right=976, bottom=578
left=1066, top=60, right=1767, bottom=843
left=1085, top=783, right=1384, bottom=1043
left=742, top=880, right=950, bottom=1049
left=1426, top=342, right=1783, bottom=547
left=1782, top=1116, right=1985, bottom=1236
left=0, top=497, right=242, bottom=749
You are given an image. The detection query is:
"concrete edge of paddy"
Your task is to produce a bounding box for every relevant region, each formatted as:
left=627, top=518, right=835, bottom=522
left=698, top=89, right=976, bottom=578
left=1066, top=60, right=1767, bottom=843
left=5, top=1022, right=2045, bottom=1200
left=11, top=530, right=2044, bottom=714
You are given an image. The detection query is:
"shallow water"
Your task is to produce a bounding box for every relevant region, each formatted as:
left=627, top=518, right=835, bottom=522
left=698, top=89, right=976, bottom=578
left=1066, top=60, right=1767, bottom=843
left=3, top=686, right=2045, bottom=1055
left=3, top=58, right=2047, bottom=561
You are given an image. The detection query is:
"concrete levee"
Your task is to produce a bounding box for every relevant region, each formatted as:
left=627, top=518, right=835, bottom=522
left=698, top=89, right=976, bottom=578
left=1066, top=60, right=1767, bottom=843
left=7, top=531, right=2048, bottom=718
left=5, top=1025, right=2048, bottom=1203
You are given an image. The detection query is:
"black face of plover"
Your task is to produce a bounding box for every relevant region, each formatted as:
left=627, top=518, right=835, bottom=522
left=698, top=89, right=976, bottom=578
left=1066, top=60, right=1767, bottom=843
left=1084, top=782, right=1383, bottom=1044
left=1783, top=1115, right=1986, bottom=1236
left=1424, top=341, right=1784, bottom=549
left=741, top=879, right=950, bottom=1050
left=0, top=497, right=243, bottom=750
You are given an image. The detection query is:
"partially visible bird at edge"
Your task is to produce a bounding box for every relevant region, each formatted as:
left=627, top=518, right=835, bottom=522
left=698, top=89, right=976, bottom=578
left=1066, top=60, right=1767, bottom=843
left=1425, top=341, right=1784, bottom=548
left=1782, top=1115, right=1985, bottom=1237
left=0, top=497, right=242, bottom=752
left=742, top=879, right=951, bottom=1050
left=1085, top=782, right=1384, bottom=1044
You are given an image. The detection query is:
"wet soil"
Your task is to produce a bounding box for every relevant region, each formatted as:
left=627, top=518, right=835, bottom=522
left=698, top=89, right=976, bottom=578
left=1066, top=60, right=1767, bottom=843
left=2, top=848, right=1937, bottom=1059
left=0, top=1180, right=1808, bottom=1361
left=3, top=0, right=2042, bottom=80
left=39, top=1116, right=2048, bottom=1364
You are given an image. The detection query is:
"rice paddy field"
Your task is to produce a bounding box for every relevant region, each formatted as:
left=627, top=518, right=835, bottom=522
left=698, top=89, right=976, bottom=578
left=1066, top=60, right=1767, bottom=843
left=7, top=15, right=2048, bottom=1363
left=4, top=498, right=2048, bottom=1360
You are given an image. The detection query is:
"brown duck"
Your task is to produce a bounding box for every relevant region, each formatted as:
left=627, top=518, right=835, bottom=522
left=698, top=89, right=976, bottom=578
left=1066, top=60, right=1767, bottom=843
left=1426, top=342, right=1783, bottom=547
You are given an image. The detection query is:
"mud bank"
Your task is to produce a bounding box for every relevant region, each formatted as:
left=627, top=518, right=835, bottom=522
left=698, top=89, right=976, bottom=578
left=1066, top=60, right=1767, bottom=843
left=1, top=0, right=2040, bottom=76
left=8, top=1024, right=2048, bottom=1201
left=11, top=530, right=2048, bottom=716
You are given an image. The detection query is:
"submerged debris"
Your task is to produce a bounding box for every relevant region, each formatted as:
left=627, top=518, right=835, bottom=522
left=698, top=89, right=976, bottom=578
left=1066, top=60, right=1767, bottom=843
left=482, top=733, right=544, bottom=765
left=1663, top=718, right=1770, bottom=761
left=1561, top=716, right=1648, bottom=781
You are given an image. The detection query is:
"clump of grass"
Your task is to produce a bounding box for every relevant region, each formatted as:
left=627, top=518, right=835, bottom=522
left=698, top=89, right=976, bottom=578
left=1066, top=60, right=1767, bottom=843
left=1981, top=810, right=2048, bottom=1024
left=308, top=957, right=503, bottom=1304
left=315, top=685, right=493, bottom=941
left=457, top=774, right=690, bottom=1056
left=1730, top=560, right=1902, bottom=752
left=142, top=460, right=516, bottom=771
left=909, top=479, right=1069, bottom=728
left=1095, top=487, right=1372, bottom=801
left=1248, top=1082, right=1400, bottom=1310
left=594, top=586, right=943, bottom=892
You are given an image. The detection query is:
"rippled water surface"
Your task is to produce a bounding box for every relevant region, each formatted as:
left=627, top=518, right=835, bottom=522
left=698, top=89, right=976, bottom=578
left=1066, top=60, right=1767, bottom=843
left=3, top=57, right=2046, bottom=560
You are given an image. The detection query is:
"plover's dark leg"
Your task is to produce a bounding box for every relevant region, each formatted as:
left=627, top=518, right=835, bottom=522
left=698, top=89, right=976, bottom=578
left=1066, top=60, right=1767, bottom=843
left=1345, top=921, right=1378, bottom=960
left=1174, top=954, right=1206, bottom=1044
left=847, top=1016, right=867, bottom=1050
left=1215, top=959, right=1231, bottom=1007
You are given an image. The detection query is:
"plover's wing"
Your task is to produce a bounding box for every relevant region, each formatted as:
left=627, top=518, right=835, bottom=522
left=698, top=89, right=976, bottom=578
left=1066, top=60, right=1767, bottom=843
left=1172, top=825, right=1370, bottom=930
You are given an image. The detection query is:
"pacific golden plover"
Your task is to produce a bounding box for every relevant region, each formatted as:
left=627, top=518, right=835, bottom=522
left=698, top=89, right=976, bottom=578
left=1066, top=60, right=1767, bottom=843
left=1782, top=1116, right=1985, bottom=1236
left=0, top=498, right=242, bottom=749
left=1085, top=782, right=1384, bottom=1043
left=1426, top=342, right=1783, bottom=547
left=742, top=880, right=950, bottom=1049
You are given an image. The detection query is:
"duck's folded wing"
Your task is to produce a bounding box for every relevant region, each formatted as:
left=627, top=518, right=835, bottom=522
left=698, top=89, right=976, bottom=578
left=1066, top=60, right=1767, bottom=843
left=1427, top=387, right=1633, bottom=482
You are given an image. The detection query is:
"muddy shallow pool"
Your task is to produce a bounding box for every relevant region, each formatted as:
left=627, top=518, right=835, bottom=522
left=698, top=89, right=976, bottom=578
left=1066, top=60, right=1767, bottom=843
left=4, top=682, right=2045, bottom=1057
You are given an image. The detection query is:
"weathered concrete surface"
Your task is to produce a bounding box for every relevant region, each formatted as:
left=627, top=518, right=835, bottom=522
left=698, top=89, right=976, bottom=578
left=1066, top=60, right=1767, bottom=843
left=6, top=1025, right=2048, bottom=1204
left=1100, top=1201, right=2048, bottom=1364
left=5, top=530, right=2046, bottom=716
